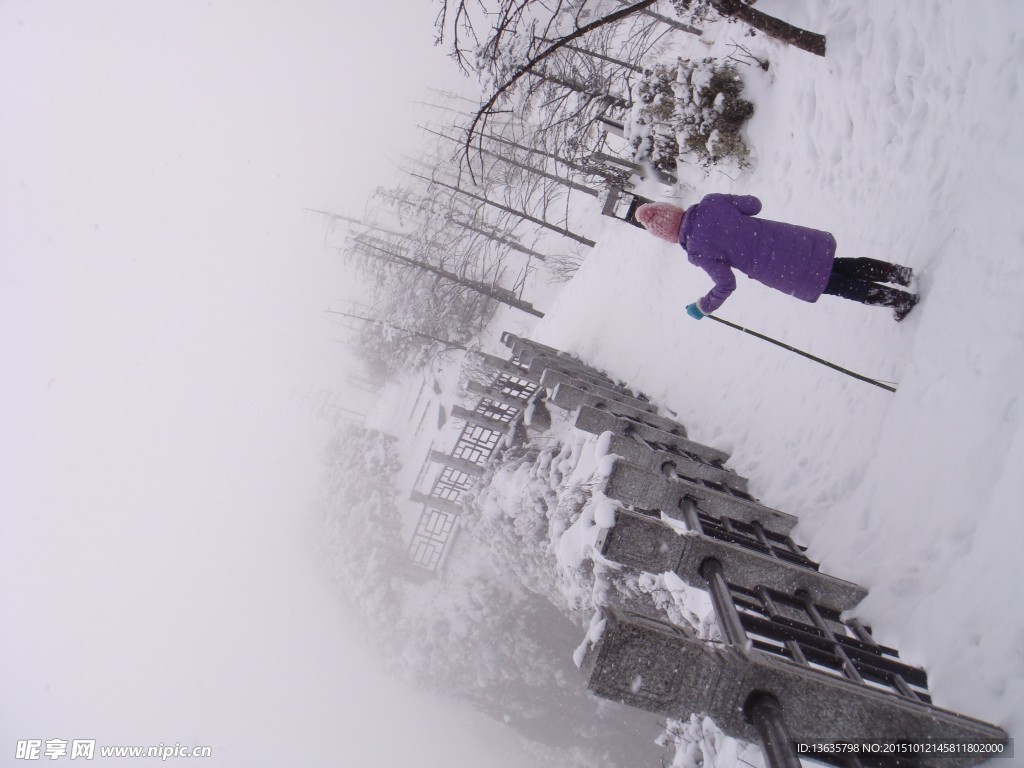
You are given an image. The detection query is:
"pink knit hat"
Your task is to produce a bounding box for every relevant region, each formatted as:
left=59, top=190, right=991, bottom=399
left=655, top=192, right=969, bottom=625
left=635, top=203, right=686, bottom=243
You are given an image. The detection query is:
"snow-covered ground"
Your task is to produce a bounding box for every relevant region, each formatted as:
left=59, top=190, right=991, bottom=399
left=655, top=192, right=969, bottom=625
left=356, top=2, right=1024, bottom=764
left=504, top=0, right=1024, bottom=743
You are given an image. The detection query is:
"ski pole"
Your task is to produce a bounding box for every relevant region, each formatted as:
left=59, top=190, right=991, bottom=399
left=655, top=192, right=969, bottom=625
left=704, top=314, right=898, bottom=393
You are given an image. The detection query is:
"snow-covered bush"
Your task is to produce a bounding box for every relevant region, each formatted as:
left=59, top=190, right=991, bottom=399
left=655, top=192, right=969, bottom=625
left=657, top=714, right=764, bottom=768
left=629, top=65, right=683, bottom=178
left=628, top=58, right=753, bottom=174
left=319, top=425, right=405, bottom=634
left=463, top=437, right=606, bottom=619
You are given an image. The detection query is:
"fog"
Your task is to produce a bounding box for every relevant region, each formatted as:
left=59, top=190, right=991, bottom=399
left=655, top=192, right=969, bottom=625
left=1, top=2, right=538, bottom=765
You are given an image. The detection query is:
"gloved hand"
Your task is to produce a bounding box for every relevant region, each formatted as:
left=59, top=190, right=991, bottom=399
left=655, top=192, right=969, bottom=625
left=686, top=302, right=705, bottom=320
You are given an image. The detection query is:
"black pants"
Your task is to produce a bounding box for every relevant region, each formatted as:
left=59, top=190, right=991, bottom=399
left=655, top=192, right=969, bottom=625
left=823, top=258, right=911, bottom=306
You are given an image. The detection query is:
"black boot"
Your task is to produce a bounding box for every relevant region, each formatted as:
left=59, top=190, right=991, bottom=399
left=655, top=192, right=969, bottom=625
left=887, top=264, right=914, bottom=287
left=893, top=292, right=920, bottom=322
left=864, top=285, right=919, bottom=321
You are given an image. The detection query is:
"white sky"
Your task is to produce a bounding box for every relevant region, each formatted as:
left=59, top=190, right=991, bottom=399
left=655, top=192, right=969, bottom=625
left=0, top=2, right=539, bottom=765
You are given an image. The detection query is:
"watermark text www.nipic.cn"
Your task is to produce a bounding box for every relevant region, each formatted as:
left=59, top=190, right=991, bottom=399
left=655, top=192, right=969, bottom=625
left=15, top=740, right=213, bottom=761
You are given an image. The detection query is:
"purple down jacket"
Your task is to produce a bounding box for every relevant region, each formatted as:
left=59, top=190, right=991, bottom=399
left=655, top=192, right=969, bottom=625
left=679, top=194, right=836, bottom=314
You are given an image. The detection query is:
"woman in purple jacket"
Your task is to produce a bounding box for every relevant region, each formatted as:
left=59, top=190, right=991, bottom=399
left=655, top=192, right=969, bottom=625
left=636, top=195, right=920, bottom=322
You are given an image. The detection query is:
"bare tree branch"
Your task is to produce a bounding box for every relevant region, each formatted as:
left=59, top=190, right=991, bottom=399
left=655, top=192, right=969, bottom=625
left=462, top=0, right=660, bottom=181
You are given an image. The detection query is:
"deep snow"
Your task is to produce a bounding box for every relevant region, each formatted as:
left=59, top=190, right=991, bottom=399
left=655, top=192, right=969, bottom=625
left=513, top=0, right=1024, bottom=743
left=365, top=0, right=1024, bottom=763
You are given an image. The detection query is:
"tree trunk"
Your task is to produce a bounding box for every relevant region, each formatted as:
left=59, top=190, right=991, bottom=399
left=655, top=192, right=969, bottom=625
left=533, top=70, right=632, bottom=111
left=326, top=309, right=470, bottom=350
left=352, top=239, right=545, bottom=317
left=426, top=126, right=600, bottom=199
left=710, top=0, right=826, bottom=57
left=448, top=215, right=550, bottom=262
left=419, top=175, right=597, bottom=248
left=476, top=145, right=600, bottom=198
left=482, top=132, right=628, bottom=184
left=482, top=133, right=593, bottom=176
left=592, top=151, right=677, bottom=185
left=638, top=8, right=702, bottom=36
left=542, top=40, right=648, bottom=74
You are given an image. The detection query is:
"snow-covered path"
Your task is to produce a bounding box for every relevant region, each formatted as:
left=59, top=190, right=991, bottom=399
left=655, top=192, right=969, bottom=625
left=521, top=0, right=1024, bottom=738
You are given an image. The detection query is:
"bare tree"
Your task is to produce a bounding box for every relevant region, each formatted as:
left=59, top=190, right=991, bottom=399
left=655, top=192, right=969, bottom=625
left=437, top=0, right=826, bottom=181
left=435, top=0, right=663, bottom=179
left=350, top=233, right=544, bottom=317
left=676, top=0, right=826, bottom=56
left=425, top=125, right=601, bottom=198
left=413, top=173, right=597, bottom=247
